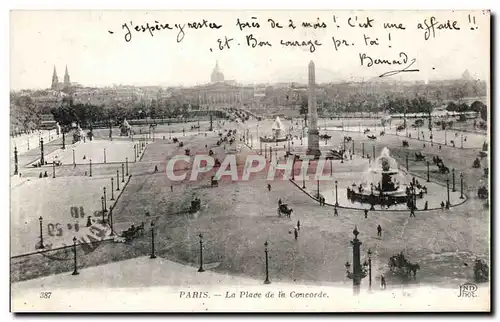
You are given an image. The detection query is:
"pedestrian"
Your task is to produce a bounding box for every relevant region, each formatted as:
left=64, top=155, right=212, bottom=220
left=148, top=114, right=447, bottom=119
left=297, top=220, right=301, bottom=231
left=171, top=185, right=173, bottom=192
left=381, top=275, right=386, bottom=290
left=294, top=227, right=298, bottom=240
left=154, top=165, right=158, bottom=173
left=364, top=209, right=368, bottom=219
left=267, top=183, right=271, bottom=192
left=439, top=145, right=442, bottom=150
left=377, top=224, right=382, bottom=237
left=410, top=207, right=415, bottom=217
left=441, top=201, right=445, bottom=211
left=424, top=201, right=428, bottom=210
left=278, top=198, right=282, bottom=207
left=334, top=207, right=338, bottom=216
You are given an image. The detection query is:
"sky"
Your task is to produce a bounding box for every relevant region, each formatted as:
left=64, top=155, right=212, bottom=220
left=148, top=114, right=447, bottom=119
left=10, top=10, right=490, bottom=90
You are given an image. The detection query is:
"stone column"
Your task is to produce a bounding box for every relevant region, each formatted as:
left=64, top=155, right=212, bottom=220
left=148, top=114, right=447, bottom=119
left=306, top=61, right=321, bottom=158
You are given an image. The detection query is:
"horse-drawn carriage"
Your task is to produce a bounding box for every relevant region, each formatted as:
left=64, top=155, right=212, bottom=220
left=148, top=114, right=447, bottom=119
left=402, top=140, right=409, bottom=147
left=363, top=128, right=370, bottom=134
left=208, top=149, right=214, bottom=156
left=277, top=204, right=293, bottom=218
left=415, top=152, right=426, bottom=162
left=120, top=222, right=145, bottom=242
left=388, top=252, right=420, bottom=277
left=190, top=198, right=201, bottom=213
left=344, top=136, right=352, bottom=142
left=379, top=131, right=385, bottom=136
left=320, top=134, right=332, bottom=140
left=185, top=148, right=190, bottom=156
left=211, top=175, right=218, bottom=187
left=396, top=124, right=406, bottom=132
left=474, top=259, right=489, bottom=283
left=173, top=137, right=178, bottom=143
left=477, top=185, right=488, bottom=199
left=367, top=134, right=377, bottom=140
left=473, top=158, right=481, bottom=168
left=214, top=158, right=221, bottom=167
left=178, top=141, right=184, bottom=147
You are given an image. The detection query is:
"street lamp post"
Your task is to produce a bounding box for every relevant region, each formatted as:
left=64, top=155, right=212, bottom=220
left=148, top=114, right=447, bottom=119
left=362, top=143, right=365, bottom=158
left=292, top=157, right=296, bottom=180
left=264, top=241, right=271, bottom=284
left=109, top=207, right=114, bottom=236
left=460, top=173, right=464, bottom=199
left=38, top=216, right=44, bottom=249
left=134, top=145, right=137, bottom=162
left=427, top=161, right=430, bottom=182
left=445, top=129, right=447, bottom=145
left=62, top=131, right=66, bottom=150
left=126, top=158, right=129, bottom=176
left=52, top=161, right=56, bottom=178
left=367, top=248, right=372, bottom=291
left=72, top=237, right=79, bottom=275
left=270, top=147, right=273, bottom=163
left=103, top=187, right=107, bottom=209
left=122, top=164, right=125, bottom=182
left=14, top=146, right=18, bottom=175
left=345, top=226, right=367, bottom=295
left=40, top=138, right=44, bottom=165
left=89, top=159, right=92, bottom=177
left=303, top=171, right=306, bottom=189
left=406, top=153, right=409, bottom=171
left=335, top=180, right=339, bottom=207
left=461, top=134, right=464, bottom=149
left=198, top=233, right=205, bottom=272
left=372, top=145, right=375, bottom=161
left=446, top=176, right=450, bottom=207
left=452, top=168, right=456, bottom=192
left=352, top=140, right=355, bottom=155
left=104, top=148, right=107, bottom=164
left=111, top=178, right=115, bottom=200
left=317, top=179, right=320, bottom=202
left=150, top=221, right=156, bottom=259
left=116, top=170, right=120, bottom=191
left=72, top=148, right=75, bottom=167
left=265, top=144, right=267, bottom=159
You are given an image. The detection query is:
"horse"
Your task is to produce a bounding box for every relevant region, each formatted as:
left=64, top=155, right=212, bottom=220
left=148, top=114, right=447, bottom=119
left=380, top=131, right=385, bottom=136
left=406, top=262, right=420, bottom=277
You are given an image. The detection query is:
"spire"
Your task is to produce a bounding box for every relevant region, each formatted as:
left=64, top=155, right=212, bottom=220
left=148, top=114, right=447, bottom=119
left=63, top=65, right=70, bottom=86
left=51, top=65, right=59, bottom=90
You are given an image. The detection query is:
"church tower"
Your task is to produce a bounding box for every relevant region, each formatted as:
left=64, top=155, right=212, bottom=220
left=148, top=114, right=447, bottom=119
left=63, top=65, right=70, bottom=88
left=51, top=66, right=59, bottom=90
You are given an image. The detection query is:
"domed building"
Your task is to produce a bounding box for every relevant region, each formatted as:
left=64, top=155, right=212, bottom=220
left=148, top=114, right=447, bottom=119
left=210, top=61, right=225, bottom=83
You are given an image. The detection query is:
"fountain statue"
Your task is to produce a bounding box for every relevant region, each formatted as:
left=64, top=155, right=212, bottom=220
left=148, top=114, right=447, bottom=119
left=260, top=116, right=291, bottom=143
left=347, top=147, right=425, bottom=208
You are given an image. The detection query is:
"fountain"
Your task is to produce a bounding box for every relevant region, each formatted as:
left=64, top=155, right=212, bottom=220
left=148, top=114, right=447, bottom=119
left=260, top=116, right=291, bottom=143
left=347, top=147, right=424, bottom=208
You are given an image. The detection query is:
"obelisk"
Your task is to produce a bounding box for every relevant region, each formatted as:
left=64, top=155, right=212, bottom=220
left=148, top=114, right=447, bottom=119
left=307, top=61, right=321, bottom=158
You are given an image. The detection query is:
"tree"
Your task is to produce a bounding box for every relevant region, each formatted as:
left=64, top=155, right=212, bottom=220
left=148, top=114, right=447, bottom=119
left=299, top=96, right=308, bottom=125
left=471, top=101, right=487, bottom=121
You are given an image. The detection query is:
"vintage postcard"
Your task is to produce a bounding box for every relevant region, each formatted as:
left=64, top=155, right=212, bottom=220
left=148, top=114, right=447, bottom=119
left=10, top=9, right=490, bottom=312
